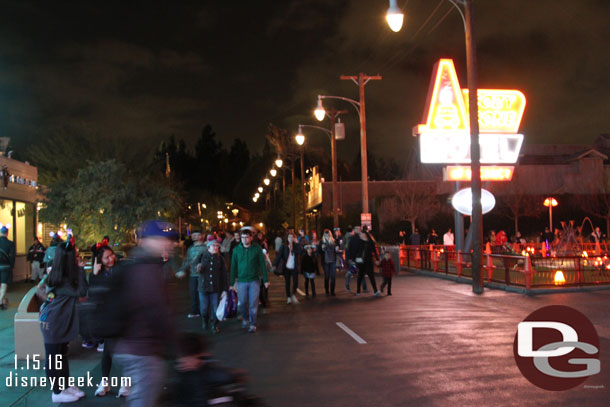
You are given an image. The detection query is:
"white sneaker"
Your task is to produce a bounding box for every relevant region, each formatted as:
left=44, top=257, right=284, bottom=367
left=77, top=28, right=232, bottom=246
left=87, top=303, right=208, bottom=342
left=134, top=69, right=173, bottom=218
left=286, top=297, right=292, bottom=304
left=117, top=385, right=130, bottom=398
left=66, top=386, right=85, bottom=398
left=52, top=390, right=80, bottom=403
left=97, top=343, right=104, bottom=352
left=374, top=291, right=382, bottom=297
left=95, top=383, right=110, bottom=397
left=291, top=295, right=299, bottom=304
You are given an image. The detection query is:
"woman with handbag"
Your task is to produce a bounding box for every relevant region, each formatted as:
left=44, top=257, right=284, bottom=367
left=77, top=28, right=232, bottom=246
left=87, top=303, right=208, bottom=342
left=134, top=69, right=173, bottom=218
left=196, top=239, right=228, bottom=334
left=39, top=241, right=88, bottom=403
left=273, top=232, right=302, bottom=304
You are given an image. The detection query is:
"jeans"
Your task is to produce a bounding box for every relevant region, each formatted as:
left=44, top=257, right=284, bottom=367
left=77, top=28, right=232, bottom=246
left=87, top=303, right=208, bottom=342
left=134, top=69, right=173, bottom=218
left=189, top=276, right=200, bottom=315
left=323, top=262, right=336, bottom=294
left=305, top=277, right=316, bottom=296
left=30, top=261, right=44, bottom=281
left=114, top=353, right=165, bottom=407
left=44, top=343, right=69, bottom=394
left=199, top=291, right=220, bottom=326
left=346, top=266, right=367, bottom=291
left=101, top=339, right=117, bottom=378
left=284, top=268, right=298, bottom=297
left=236, top=281, right=260, bottom=327
left=357, top=263, right=378, bottom=294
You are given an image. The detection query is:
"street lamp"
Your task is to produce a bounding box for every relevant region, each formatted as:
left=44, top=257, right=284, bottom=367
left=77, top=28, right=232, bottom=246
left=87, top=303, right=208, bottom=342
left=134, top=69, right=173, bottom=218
left=275, top=157, right=283, bottom=168
left=386, top=0, right=404, bottom=32
left=315, top=81, right=380, bottom=229
left=263, top=178, right=270, bottom=186
left=386, top=0, right=483, bottom=294
left=543, top=197, right=558, bottom=231
left=270, top=168, right=277, bottom=177
left=295, top=129, right=307, bottom=233
left=314, top=97, right=326, bottom=121
left=257, top=186, right=263, bottom=193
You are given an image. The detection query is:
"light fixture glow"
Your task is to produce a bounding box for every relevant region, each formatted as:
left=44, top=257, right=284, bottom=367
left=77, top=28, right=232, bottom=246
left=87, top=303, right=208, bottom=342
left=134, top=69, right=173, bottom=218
left=264, top=178, right=270, bottom=186
left=314, top=96, right=326, bottom=121
left=386, top=0, right=404, bottom=32
left=258, top=187, right=263, bottom=193
left=255, top=192, right=260, bottom=198
left=451, top=188, right=496, bottom=216
left=543, top=197, right=558, bottom=207
left=270, top=168, right=277, bottom=177
left=275, top=158, right=283, bottom=168
left=295, top=128, right=305, bottom=146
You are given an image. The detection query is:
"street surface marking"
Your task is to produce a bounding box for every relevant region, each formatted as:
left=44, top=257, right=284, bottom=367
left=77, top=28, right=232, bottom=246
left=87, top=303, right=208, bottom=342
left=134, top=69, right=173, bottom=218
left=336, top=322, right=367, bottom=344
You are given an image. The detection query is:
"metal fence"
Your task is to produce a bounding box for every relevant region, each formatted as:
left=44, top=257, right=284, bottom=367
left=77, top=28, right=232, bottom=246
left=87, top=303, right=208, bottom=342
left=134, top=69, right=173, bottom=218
left=397, top=245, right=610, bottom=289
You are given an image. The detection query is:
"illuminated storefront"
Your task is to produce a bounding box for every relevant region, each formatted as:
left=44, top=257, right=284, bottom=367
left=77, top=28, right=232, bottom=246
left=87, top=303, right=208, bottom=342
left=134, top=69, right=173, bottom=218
left=0, top=155, right=39, bottom=281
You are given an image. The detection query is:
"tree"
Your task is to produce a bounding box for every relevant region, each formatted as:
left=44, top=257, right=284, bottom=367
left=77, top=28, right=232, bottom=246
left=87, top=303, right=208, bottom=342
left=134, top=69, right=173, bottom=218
left=377, top=183, right=440, bottom=233
left=40, top=160, right=180, bottom=246
left=497, top=192, right=545, bottom=235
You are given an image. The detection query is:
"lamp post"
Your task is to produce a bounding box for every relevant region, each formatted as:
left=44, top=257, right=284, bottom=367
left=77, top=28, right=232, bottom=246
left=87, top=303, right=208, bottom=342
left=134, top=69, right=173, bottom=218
left=386, top=0, right=483, bottom=294
left=301, top=114, right=345, bottom=229
left=316, top=74, right=381, bottom=229
left=543, top=197, right=558, bottom=232
left=295, top=130, right=307, bottom=233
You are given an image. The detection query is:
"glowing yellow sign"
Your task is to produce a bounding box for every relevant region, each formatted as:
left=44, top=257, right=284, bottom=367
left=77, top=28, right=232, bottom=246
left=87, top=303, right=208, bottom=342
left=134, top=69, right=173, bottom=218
left=463, top=89, right=526, bottom=133
left=444, top=166, right=514, bottom=181
left=421, top=59, right=469, bottom=131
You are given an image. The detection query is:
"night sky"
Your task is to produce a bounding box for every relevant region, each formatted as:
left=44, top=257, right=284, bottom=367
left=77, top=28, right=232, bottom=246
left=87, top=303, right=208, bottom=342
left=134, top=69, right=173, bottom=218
left=1, top=0, right=609, bottom=164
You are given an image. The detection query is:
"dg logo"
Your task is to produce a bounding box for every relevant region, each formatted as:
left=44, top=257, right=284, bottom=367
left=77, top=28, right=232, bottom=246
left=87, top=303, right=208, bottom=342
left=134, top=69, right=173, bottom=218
left=513, top=305, right=601, bottom=391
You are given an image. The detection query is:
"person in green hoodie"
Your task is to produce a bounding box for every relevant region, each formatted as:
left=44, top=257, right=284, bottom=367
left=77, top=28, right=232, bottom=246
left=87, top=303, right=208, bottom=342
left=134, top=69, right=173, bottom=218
left=229, top=226, right=269, bottom=333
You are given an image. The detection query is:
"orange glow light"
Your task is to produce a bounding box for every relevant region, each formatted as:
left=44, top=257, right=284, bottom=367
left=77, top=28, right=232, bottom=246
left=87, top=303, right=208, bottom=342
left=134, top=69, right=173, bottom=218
left=463, top=89, right=526, bottom=133
left=554, top=270, right=566, bottom=285
left=543, top=197, right=558, bottom=207
left=445, top=165, right=514, bottom=181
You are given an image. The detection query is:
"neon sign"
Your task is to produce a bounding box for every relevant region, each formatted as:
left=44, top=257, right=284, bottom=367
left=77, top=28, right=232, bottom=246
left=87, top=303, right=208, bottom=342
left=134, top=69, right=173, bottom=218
left=444, top=166, right=514, bottom=181
left=414, top=59, right=526, bottom=165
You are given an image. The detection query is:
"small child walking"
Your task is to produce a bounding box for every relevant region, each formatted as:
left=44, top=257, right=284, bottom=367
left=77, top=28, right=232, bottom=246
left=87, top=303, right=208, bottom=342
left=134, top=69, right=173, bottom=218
left=301, top=245, right=317, bottom=298
left=379, top=251, right=396, bottom=296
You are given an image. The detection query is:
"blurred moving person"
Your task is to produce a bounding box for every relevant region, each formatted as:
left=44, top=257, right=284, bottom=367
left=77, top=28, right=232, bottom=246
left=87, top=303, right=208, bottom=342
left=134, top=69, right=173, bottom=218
left=0, top=226, right=15, bottom=309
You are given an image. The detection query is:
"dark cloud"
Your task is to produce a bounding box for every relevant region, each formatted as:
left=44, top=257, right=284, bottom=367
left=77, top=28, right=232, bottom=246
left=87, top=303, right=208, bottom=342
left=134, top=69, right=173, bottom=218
left=0, top=0, right=608, bottom=165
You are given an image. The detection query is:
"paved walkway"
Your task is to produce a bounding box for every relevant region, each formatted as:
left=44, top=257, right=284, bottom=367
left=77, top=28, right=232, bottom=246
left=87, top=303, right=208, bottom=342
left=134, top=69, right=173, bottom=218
left=1, top=271, right=609, bottom=406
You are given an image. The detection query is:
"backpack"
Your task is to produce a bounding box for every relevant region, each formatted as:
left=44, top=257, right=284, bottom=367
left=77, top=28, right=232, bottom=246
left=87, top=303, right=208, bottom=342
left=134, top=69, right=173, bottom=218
left=88, top=261, right=131, bottom=338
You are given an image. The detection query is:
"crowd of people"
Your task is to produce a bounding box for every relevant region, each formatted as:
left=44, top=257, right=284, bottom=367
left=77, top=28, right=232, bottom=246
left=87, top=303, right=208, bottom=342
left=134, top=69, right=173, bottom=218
left=21, top=220, right=397, bottom=406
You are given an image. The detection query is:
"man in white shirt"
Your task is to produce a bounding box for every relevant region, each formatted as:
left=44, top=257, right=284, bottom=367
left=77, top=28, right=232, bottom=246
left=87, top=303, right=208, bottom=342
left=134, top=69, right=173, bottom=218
left=443, top=228, right=455, bottom=246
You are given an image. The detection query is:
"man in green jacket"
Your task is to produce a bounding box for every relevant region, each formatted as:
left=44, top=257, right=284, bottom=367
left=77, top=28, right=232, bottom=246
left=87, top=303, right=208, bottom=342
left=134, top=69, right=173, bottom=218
left=0, top=226, right=15, bottom=310
left=230, top=226, right=269, bottom=333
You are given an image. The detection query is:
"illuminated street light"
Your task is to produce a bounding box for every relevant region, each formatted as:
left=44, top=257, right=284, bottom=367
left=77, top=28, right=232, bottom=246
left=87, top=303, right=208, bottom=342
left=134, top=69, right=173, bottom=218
left=543, top=197, right=558, bottom=231
left=258, top=186, right=263, bottom=193
left=275, top=157, right=283, bottom=168
left=263, top=178, right=270, bottom=186
left=255, top=192, right=260, bottom=198
left=295, top=128, right=305, bottom=146
left=253, top=197, right=258, bottom=202
left=314, top=96, right=326, bottom=121
left=270, top=168, right=277, bottom=177
left=386, top=0, right=404, bottom=32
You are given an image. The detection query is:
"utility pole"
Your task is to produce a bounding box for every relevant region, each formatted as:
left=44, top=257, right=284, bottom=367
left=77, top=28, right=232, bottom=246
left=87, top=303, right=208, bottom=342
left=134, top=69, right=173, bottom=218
left=340, top=73, right=381, bottom=227
left=464, top=0, right=483, bottom=294
left=300, top=146, right=306, bottom=234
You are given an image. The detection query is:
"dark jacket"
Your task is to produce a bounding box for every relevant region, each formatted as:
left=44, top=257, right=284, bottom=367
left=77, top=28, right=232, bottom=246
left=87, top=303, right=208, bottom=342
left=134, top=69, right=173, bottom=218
left=320, top=240, right=337, bottom=264
left=301, top=252, right=317, bottom=275
left=115, top=246, right=174, bottom=358
left=27, top=241, right=45, bottom=263
left=0, top=236, right=15, bottom=269
left=171, top=361, right=237, bottom=407
left=361, top=238, right=378, bottom=265
left=196, top=252, right=228, bottom=293
left=39, top=268, right=88, bottom=344
left=273, top=243, right=302, bottom=274
left=346, top=234, right=363, bottom=262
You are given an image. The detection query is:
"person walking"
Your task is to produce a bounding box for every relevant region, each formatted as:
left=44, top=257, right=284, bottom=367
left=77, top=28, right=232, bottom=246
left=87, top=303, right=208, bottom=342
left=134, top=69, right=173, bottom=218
left=39, top=241, right=88, bottom=403
left=345, top=226, right=368, bottom=293
left=301, top=245, right=316, bottom=298
left=230, top=226, right=269, bottom=333
left=356, top=229, right=381, bottom=297
left=0, top=226, right=15, bottom=309
left=177, top=230, right=206, bottom=319
left=273, top=232, right=302, bottom=304
left=89, top=246, right=130, bottom=398
left=196, top=239, right=228, bottom=334
left=114, top=220, right=178, bottom=407
left=43, top=234, right=63, bottom=273
left=320, top=229, right=338, bottom=296
left=27, top=236, right=46, bottom=282
left=379, top=251, right=397, bottom=296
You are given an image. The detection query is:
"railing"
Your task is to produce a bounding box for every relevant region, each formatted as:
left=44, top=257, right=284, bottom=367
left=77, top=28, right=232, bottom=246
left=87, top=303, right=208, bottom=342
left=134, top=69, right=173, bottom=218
left=398, top=245, right=610, bottom=289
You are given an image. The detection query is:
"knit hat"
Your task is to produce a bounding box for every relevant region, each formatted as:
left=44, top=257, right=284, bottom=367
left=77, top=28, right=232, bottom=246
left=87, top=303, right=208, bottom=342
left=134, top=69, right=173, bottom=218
left=207, top=240, right=220, bottom=248
left=139, top=220, right=179, bottom=241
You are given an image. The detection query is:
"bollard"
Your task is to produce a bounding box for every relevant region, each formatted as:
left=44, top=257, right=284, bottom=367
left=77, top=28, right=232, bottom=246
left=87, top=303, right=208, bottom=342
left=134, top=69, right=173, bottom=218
left=524, top=254, right=533, bottom=289
left=415, top=247, right=421, bottom=268
left=484, top=253, right=496, bottom=282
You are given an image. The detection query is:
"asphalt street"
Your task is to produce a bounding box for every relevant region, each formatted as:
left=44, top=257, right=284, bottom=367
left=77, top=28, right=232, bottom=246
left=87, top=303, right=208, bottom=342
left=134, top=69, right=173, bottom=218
left=1, top=271, right=609, bottom=406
